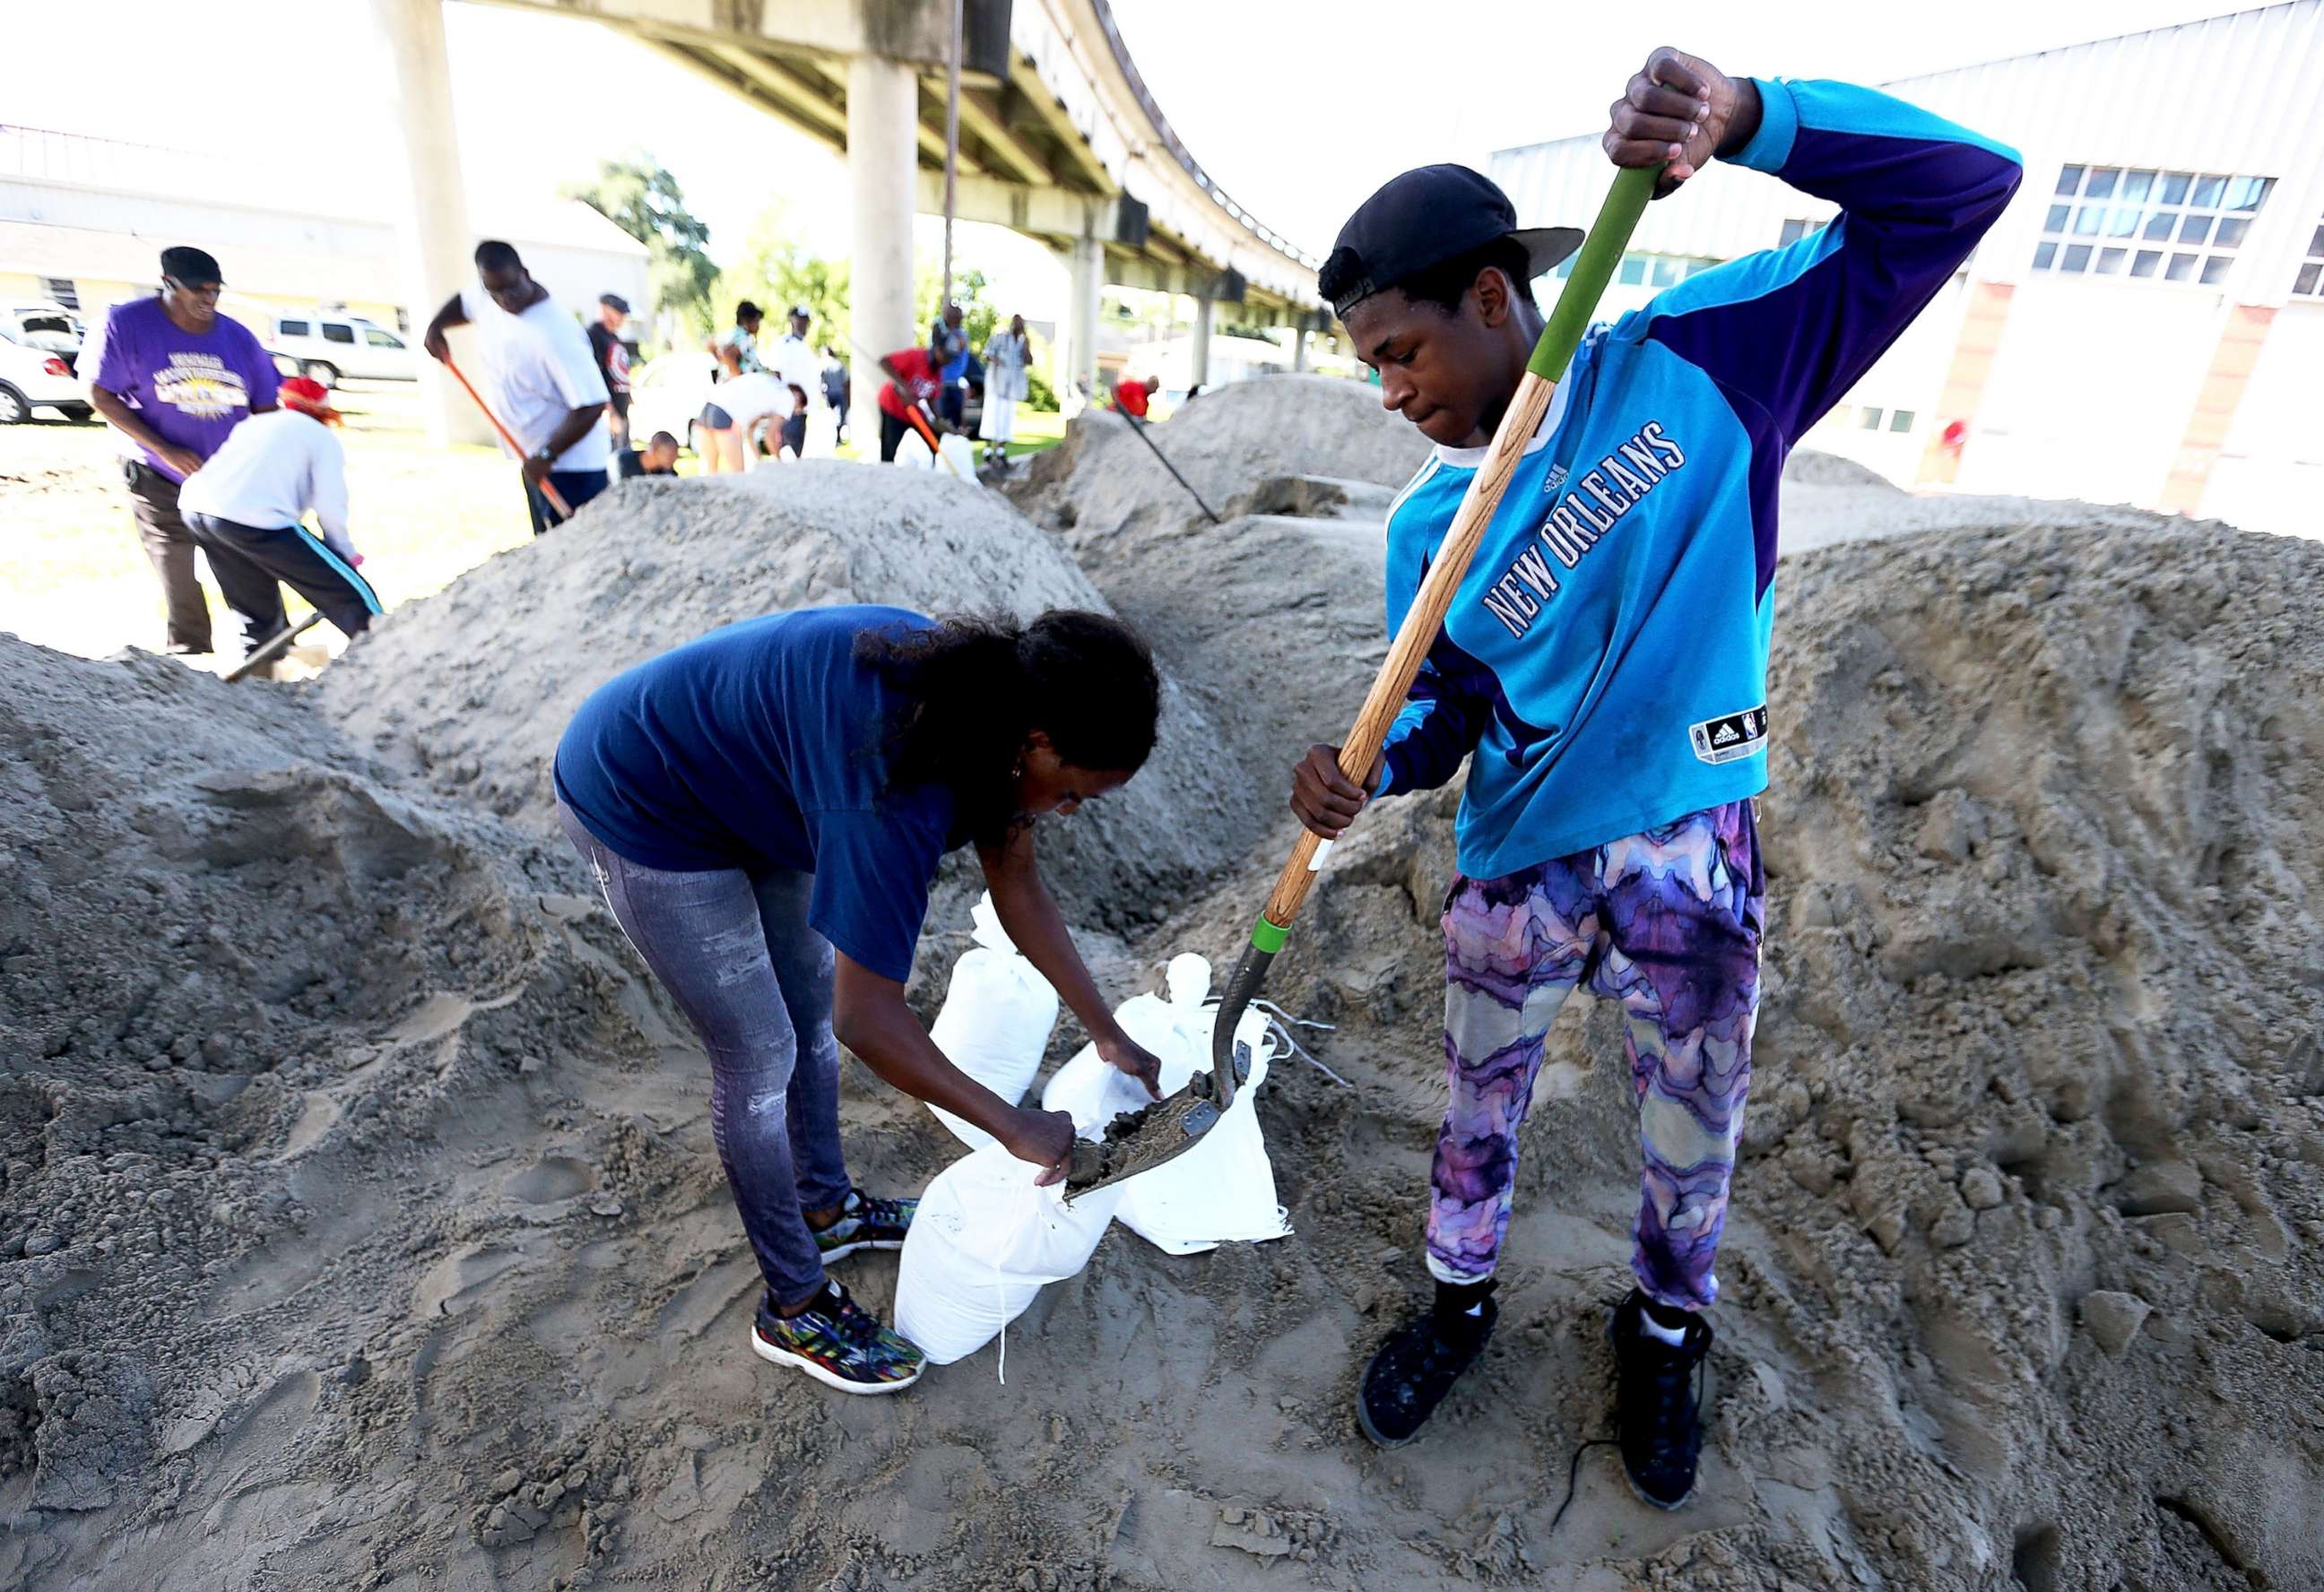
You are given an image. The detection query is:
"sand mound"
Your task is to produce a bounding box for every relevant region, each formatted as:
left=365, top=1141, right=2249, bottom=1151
left=1006, top=375, right=1427, bottom=552
left=317, top=463, right=1231, bottom=964
left=1782, top=448, right=1901, bottom=489
left=9, top=426, right=2323, bottom=1591
left=1165, top=512, right=2324, bottom=1588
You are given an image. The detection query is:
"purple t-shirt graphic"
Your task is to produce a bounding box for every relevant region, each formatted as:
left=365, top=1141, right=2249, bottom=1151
left=91, top=297, right=280, bottom=480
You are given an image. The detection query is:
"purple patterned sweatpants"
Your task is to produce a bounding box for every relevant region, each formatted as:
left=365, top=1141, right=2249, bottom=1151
left=1426, top=800, right=1763, bottom=1312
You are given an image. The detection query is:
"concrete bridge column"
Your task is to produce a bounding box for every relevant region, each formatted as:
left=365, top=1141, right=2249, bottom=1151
left=1191, top=296, right=1212, bottom=389
left=848, top=52, right=917, bottom=451
left=1056, top=235, right=1102, bottom=415
left=1291, top=324, right=1308, bottom=373
left=371, top=0, right=488, bottom=447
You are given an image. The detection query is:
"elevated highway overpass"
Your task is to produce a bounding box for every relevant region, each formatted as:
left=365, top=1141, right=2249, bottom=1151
left=374, top=0, right=1331, bottom=443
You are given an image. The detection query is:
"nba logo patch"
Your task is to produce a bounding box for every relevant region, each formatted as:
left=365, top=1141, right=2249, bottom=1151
left=1688, top=705, right=1768, bottom=765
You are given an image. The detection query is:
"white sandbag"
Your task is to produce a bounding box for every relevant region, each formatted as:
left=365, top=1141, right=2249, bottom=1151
left=1041, top=955, right=1293, bottom=1255
left=937, top=432, right=981, bottom=484
left=926, top=894, right=1059, bottom=1150
left=892, top=1140, right=1125, bottom=1366
left=889, top=429, right=980, bottom=486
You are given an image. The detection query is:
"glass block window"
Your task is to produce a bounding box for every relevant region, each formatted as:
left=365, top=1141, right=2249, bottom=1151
left=2295, top=218, right=2324, bottom=299
left=2033, top=166, right=2271, bottom=282
left=1555, top=251, right=1720, bottom=282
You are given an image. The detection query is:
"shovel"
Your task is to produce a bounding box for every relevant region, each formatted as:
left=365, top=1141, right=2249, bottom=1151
left=1066, top=166, right=1658, bottom=1202
left=1076, top=379, right=1221, bottom=523
left=443, top=353, right=574, bottom=521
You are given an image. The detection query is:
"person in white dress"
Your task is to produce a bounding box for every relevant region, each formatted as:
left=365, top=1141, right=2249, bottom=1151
left=980, top=315, right=1031, bottom=465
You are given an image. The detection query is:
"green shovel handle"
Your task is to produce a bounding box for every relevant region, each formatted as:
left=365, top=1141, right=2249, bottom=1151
left=1527, top=164, right=1657, bottom=381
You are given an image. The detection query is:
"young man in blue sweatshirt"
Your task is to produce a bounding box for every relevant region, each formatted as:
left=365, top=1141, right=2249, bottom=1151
left=1290, top=47, right=2020, bottom=1506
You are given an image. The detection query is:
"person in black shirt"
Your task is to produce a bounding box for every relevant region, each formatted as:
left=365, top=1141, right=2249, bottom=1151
left=587, top=294, right=633, bottom=450
left=615, top=430, right=681, bottom=480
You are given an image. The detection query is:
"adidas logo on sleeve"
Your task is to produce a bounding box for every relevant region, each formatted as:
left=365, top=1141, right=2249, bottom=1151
left=1689, top=705, right=1768, bottom=765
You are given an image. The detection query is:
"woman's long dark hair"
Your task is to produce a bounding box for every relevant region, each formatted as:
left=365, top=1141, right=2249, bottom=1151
left=855, top=610, right=1161, bottom=845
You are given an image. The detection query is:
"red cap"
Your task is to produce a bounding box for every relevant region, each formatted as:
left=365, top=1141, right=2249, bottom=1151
left=280, top=376, right=343, bottom=424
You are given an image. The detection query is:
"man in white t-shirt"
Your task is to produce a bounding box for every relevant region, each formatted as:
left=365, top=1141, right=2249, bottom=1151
left=422, top=240, right=612, bottom=535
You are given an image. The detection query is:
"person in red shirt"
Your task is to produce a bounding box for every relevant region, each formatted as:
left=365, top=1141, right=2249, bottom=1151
left=1112, top=375, right=1154, bottom=419
left=876, top=334, right=955, bottom=463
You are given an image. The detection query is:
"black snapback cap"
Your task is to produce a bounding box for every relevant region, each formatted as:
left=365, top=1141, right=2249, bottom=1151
left=1321, top=164, right=1581, bottom=321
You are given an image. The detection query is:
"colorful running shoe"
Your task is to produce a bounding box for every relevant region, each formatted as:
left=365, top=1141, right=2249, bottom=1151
left=750, top=1282, right=924, bottom=1394
left=811, top=1189, right=916, bottom=1261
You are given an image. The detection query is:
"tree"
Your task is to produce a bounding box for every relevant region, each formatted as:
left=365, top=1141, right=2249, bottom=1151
left=719, top=202, right=852, bottom=357
left=563, top=155, right=717, bottom=346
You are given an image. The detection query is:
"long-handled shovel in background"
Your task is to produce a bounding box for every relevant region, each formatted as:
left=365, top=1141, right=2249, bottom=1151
left=441, top=353, right=574, bottom=523
left=1065, top=166, right=1659, bottom=1200
left=223, top=610, right=328, bottom=683
left=1077, top=380, right=1221, bottom=524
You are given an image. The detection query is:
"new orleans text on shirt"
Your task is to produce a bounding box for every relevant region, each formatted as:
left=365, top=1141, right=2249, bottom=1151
left=1476, top=422, right=1686, bottom=639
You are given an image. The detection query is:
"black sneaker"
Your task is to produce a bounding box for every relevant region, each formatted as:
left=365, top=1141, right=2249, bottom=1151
left=1609, top=1289, right=1712, bottom=1509
left=1356, top=1284, right=1497, bottom=1448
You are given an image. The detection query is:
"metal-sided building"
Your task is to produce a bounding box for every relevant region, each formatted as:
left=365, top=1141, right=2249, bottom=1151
left=1488, top=2, right=2324, bottom=539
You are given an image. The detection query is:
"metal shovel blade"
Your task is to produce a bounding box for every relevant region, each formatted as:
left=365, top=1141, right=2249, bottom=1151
left=1060, top=1029, right=1255, bottom=1205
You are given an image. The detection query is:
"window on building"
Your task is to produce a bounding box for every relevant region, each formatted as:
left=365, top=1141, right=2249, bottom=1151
left=279, top=319, right=310, bottom=337
left=364, top=328, right=403, bottom=348
left=1889, top=410, right=1915, bottom=433
left=2033, top=165, right=2272, bottom=283
left=321, top=323, right=355, bottom=345
left=1780, top=218, right=1814, bottom=246
left=1618, top=256, right=1646, bottom=286
left=2294, top=219, right=2324, bottom=298
left=39, top=276, right=78, bottom=309
left=1859, top=407, right=1885, bottom=430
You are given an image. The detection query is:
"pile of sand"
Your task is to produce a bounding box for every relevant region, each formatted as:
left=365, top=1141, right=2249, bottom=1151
left=5, top=407, right=2321, bottom=1591
left=1169, top=514, right=2324, bottom=1588
left=317, top=463, right=1243, bottom=996
left=1006, top=375, right=1427, bottom=553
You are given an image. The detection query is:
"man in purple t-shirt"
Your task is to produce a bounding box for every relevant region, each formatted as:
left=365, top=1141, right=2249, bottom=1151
left=87, top=245, right=281, bottom=656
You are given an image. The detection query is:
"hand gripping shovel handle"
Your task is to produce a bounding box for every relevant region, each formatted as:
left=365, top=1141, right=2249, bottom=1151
left=443, top=353, right=573, bottom=521
left=1207, top=165, right=1659, bottom=1110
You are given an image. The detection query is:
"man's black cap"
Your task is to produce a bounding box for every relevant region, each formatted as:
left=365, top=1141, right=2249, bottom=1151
left=599, top=292, right=630, bottom=313
left=1320, top=165, right=1581, bottom=321
left=159, top=245, right=223, bottom=287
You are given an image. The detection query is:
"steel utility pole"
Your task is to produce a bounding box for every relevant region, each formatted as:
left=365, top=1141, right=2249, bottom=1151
left=942, top=0, right=963, bottom=308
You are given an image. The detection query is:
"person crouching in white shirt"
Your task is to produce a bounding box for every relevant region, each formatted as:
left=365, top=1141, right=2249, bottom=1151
left=178, top=376, right=382, bottom=675
left=698, top=347, right=804, bottom=474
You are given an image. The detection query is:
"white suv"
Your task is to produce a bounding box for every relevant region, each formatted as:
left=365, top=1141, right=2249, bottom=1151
left=264, top=311, right=417, bottom=386
left=0, top=302, right=91, bottom=424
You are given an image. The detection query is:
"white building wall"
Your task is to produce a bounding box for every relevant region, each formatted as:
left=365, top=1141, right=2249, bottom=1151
left=1956, top=276, right=2226, bottom=505
left=1486, top=2, right=2324, bottom=524
left=2206, top=298, right=2324, bottom=532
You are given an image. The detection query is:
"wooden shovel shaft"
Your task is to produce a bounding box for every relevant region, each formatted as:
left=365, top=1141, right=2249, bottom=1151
left=443, top=353, right=574, bottom=520
left=1260, top=371, right=1558, bottom=926
left=1256, top=165, right=1657, bottom=936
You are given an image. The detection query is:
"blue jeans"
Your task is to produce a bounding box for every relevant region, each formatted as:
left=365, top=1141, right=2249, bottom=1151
left=559, top=801, right=851, bottom=1304
left=525, top=467, right=609, bottom=536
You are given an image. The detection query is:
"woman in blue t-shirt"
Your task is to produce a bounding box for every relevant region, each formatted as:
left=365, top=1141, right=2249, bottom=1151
left=554, top=605, right=1164, bottom=1394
